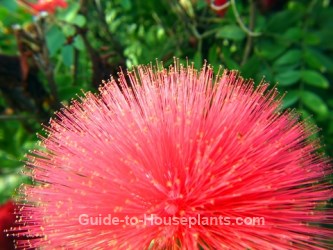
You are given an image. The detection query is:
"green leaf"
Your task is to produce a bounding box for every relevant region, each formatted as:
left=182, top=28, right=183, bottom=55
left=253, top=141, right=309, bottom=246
left=275, top=70, right=301, bottom=86
left=301, top=91, right=328, bottom=116
left=57, top=2, right=80, bottom=22
left=274, top=49, right=302, bottom=67
left=256, top=41, right=286, bottom=60
left=71, top=15, right=86, bottom=27
left=301, top=70, right=329, bottom=89
left=62, top=24, right=76, bottom=36
left=73, top=35, right=85, bottom=51
left=282, top=27, right=303, bottom=42
left=46, top=26, right=66, bottom=56
left=304, top=48, right=333, bottom=73
left=61, top=45, right=74, bottom=67
left=216, top=25, right=246, bottom=41
left=266, top=10, right=302, bottom=32
left=282, top=90, right=299, bottom=109
left=317, top=27, right=333, bottom=50
left=121, top=0, right=132, bottom=10
left=0, top=0, right=18, bottom=11
left=304, top=33, right=320, bottom=46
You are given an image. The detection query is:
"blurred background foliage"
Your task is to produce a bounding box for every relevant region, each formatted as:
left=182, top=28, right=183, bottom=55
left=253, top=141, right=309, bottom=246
left=0, top=0, right=332, bottom=205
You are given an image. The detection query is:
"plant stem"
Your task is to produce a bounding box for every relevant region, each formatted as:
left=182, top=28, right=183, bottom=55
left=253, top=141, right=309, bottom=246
left=241, top=0, right=256, bottom=66
left=230, top=0, right=261, bottom=37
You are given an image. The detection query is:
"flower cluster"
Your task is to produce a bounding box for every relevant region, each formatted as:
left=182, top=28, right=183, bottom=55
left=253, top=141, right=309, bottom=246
left=15, top=62, right=332, bottom=249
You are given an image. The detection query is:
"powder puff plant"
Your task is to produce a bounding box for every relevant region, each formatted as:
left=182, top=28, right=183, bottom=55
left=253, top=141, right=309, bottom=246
left=13, top=61, right=332, bottom=249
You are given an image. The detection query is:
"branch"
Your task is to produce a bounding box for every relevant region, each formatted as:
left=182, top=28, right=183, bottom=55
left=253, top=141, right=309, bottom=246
left=241, top=0, right=256, bottom=66
left=33, top=14, right=60, bottom=109
left=93, top=0, right=126, bottom=61
left=230, top=0, right=261, bottom=37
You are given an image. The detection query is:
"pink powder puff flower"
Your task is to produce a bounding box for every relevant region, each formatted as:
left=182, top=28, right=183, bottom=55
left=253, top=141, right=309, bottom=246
left=14, top=61, right=332, bottom=249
